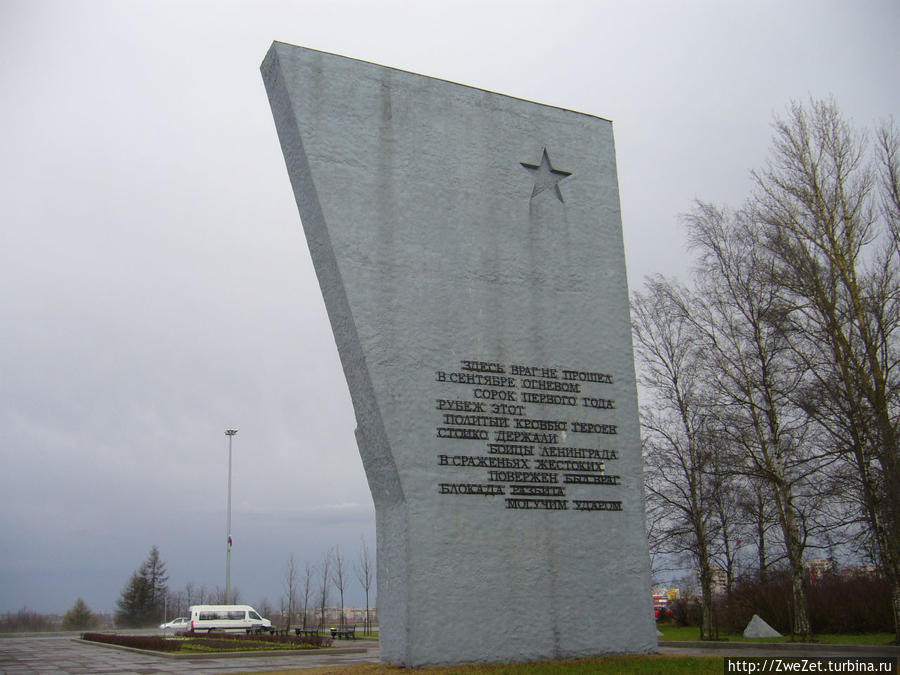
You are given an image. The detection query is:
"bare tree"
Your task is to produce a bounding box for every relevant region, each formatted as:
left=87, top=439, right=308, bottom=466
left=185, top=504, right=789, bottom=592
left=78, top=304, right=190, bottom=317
left=737, top=478, right=781, bottom=583
left=355, top=536, right=375, bottom=634
left=330, top=546, right=347, bottom=628
left=213, top=586, right=241, bottom=604
left=753, top=100, right=900, bottom=641
left=684, top=201, right=830, bottom=639
left=707, top=456, right=746, bottom=595
left=633, top=277, right=720, bottom=639
left=632, top=97, right=897, bottom=641
left=317, top=551, right=331, bottom=630
left=256, top=598, right=275, bottom=622
left=282, top=553, right=299, bottom=630
left=301, top=561, right=314, bottom=630
left=167, top=590, right=187, bottom=619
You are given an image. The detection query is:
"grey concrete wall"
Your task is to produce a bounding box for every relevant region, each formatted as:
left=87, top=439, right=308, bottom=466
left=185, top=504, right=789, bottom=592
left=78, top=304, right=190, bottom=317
left=262, top=42, right=657, bottom=666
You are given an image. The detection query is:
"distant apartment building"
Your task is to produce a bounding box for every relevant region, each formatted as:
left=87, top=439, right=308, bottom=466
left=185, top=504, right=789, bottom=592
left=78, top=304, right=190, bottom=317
left=710, top=567, right=729, bottom=595
left=805, top=557, right=878, bottom=582
left=805, top=557, right=832, bottom=582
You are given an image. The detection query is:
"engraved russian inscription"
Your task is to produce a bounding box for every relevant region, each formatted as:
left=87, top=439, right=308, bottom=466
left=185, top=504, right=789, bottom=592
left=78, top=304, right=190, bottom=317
left=434, top=359, right=623, bottom=513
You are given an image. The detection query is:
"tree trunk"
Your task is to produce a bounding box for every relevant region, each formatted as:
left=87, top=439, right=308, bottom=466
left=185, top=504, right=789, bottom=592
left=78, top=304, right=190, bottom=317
left=696, top=530, right=715, bottom=640
left=884, top=571, right=900, bottom=645
left=855, top=444, right=900, bottom=643
left=364, top=590, right=370, bottom=634
left=788, top=552, right=811, bottom=639
left=757, top=490, right=768, bottom=583
left=777, top=487, right=811, bottom=640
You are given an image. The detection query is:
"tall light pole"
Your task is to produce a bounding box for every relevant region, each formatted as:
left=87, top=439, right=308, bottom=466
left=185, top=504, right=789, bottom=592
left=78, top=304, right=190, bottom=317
left=225, top=429, right=238, bottom=604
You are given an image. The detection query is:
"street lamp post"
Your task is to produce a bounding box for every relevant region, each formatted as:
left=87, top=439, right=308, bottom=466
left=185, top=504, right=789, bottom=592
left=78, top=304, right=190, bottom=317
left=225, top=429, right=238, bottom=604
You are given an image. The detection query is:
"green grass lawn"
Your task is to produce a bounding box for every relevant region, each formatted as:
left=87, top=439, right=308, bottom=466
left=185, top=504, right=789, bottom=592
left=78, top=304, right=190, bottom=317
left=243, top=655, right=725, bottom=675
left=235, top=627, right=898, bottom=675
left=177, top=638, right=321, bottom=653
left=656, top=623, right=895, bottom=644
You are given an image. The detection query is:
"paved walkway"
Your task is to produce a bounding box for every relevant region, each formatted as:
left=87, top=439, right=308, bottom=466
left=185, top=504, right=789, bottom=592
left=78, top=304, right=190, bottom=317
left=660, top=640, right=900, bottom=658
left=1, top=635, right=897, bottom=674
left=0, top=635, right=381, bottom=674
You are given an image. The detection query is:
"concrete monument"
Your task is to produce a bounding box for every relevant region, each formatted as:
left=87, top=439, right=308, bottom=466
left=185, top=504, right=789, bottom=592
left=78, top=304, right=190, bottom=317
left=261, top=42, right=656, bottom=666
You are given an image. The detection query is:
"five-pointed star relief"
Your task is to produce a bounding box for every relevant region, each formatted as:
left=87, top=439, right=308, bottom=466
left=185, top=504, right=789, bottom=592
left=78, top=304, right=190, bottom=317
left=521, top=148, right=572, bottom=202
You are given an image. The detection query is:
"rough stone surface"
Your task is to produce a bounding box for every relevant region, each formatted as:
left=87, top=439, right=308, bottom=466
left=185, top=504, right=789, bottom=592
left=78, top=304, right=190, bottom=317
left=744, top=614, right=783, bottom=639
left=261, top=42, right=657, bottom=666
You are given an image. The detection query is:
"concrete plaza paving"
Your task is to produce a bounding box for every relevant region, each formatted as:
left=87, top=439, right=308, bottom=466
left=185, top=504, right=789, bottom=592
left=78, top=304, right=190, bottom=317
left=1, top=635, right=896, bottom=674
left=0, top=635, right=380, bottom=674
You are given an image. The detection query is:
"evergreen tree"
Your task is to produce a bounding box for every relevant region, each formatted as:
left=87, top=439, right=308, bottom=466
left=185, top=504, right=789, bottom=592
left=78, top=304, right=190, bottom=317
left=116, top=571, right=152, bottom=627
left=62, top=598, right=98, bottom=631
left=115, top=546, right=169, bottom=627
left=140, top=545, right=168, bottom=619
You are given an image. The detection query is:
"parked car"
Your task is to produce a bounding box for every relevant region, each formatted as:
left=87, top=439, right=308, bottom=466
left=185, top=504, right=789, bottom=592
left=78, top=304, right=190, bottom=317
left=159, top=617, right=190, bottom=630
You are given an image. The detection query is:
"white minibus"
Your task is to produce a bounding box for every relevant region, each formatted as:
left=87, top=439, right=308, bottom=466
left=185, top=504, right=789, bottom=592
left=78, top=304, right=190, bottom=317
left=188, top=604, right=274, bottom=633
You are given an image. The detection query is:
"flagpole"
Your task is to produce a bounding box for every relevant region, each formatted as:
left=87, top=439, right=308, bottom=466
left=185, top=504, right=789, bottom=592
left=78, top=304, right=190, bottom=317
left=225, top=429, right=237, bottom=604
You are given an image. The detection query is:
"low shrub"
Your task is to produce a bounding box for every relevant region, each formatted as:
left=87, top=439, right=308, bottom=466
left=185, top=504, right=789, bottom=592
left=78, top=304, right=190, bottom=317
left=82, top=633, right=180, bottom=651
left=81, top=631, right=333, bottom=652
left=668, top=598, right=702, bottom=627
left=185, top=631, right=332, bottom=648
left=807, top=573, right=893, bottom=633
left=714, top=573, right=794, bottom=634
left=708, top=571, right=893, bottom=635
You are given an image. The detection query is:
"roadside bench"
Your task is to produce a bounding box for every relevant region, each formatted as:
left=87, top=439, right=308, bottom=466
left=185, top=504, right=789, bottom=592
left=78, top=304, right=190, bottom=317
left=294, top=628, right=321, bottom=638
left=330, top=624, right=356, bottom=639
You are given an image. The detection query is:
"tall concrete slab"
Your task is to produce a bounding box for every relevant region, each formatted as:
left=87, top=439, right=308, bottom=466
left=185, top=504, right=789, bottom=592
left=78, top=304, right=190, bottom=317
left=261, top=42, right=656, bottom=666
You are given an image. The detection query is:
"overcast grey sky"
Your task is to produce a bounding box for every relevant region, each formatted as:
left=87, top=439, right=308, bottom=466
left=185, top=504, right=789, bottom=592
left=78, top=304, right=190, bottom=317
left=1, top=0, right=898, bottom=614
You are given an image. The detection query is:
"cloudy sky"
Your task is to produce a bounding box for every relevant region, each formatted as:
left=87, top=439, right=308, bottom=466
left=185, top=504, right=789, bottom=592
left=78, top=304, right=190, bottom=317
left=1, top=0, right=898, bottom=615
